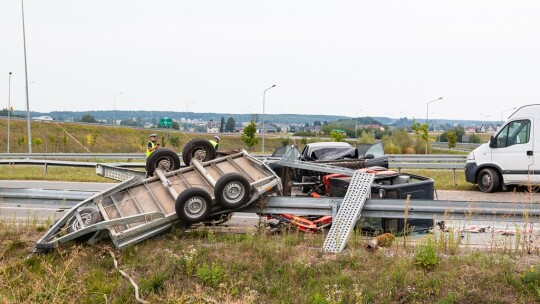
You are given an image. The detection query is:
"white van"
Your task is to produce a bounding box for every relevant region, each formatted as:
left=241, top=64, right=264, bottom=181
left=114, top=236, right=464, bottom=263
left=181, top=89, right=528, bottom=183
left=465, top=104, right=539, bottom=192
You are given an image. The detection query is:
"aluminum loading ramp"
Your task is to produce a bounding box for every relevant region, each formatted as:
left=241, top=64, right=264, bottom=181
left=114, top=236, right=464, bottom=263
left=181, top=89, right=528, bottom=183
left=322, top=172, right=374, bottom=253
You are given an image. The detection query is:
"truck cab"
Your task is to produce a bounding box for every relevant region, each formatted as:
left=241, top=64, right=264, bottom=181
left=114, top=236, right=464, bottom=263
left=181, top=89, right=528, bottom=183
left=465, top=104, right=540, bottom=192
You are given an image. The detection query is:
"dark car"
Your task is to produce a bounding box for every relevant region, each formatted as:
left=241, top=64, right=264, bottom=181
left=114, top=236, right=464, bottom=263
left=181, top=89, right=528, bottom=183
left=268, top=142, right=388, bottom=193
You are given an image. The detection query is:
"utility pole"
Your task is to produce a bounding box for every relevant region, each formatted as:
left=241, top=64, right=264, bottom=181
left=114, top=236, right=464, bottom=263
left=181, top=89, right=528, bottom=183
left=21, top=0, right=32, bottom=153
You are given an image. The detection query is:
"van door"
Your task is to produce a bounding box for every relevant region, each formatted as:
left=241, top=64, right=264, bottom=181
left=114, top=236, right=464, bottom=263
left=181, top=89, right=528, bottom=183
left=491, top=119, right=533, bottom=184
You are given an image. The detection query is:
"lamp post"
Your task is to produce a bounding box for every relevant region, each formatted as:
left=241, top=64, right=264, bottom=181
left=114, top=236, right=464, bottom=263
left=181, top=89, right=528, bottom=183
left=21, top=0, right=32, bottom=154
left=262, top=84, right=276, bottom=155
left=185, top=101, right=195, bottom=132
left=7, top=72, right=12, bottom=153
left=113, top=92, right=123, bottom=125
left=500, top=107, right=517, bottom=125
left=425, top=97, right=443, bottom=154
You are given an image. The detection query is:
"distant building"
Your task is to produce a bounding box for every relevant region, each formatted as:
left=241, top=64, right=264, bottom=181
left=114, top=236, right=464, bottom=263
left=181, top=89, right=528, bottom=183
left=360, top=124, right=381, bottom=130
left=256, top=124, right=277, bottom=133
left=207, top=120, right=221, bottom=133
left=304, top=125, right=321, bottom=133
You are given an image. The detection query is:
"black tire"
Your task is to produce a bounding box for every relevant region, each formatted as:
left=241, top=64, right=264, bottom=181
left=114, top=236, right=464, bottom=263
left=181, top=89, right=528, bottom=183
left=214, top=173, right=251, bottom=209
left=146, top=148, right=181, bottom=177
left=182, top=139, right=216, bottom=165
left=175, top=188, right=213, bottom=223
left=477, top=168, right=500, bottom=193
left=67, top=208, right=102, bottom=242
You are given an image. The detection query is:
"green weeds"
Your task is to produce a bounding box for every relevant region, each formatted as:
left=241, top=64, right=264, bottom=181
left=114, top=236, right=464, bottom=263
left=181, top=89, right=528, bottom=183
left=1, top=220, right=540, bottom=303
left=414, top=235, right=439, bottom=269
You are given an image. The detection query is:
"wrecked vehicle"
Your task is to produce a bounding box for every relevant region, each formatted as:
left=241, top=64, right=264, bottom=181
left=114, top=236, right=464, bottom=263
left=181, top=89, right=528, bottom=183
left=267, top=145, right=433, bottom=235
left=269, top=142, right=388, bottom=194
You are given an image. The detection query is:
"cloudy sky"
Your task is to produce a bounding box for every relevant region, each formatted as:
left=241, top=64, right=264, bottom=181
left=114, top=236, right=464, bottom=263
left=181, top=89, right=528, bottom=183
left=1, top=1, right=539, bottom=120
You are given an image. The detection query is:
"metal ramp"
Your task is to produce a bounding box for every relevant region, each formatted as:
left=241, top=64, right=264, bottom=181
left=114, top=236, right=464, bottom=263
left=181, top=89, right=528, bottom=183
left=322, top=171, right=374, bottom=253
left=96, top=164, right=146, bottom=181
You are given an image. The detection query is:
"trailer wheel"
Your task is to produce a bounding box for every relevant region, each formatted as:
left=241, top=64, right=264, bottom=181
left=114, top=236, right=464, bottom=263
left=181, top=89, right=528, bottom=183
left=182, top=139, right=216, bottom=165
left=175, top=188, right=212, bottom=223
left=67, top=208, right=102, bottom=242
left=214, top=173, right=251, bottom=209
left=477, top=168, right=499, bottom=193
left=146, top=148, right=181, bottom=177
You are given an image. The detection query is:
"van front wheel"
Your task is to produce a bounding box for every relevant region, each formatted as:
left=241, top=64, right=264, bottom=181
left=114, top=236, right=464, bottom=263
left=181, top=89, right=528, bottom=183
left=477, top=168, right=499, bottom=193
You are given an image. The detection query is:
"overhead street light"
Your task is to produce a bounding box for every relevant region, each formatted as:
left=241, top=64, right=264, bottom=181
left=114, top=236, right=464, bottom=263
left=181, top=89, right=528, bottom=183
left=7, top=72, right=12, bottom=153
left=500, top=107, right=517, bottom=125
left=262, top=84, right=276, bottom=155
left=185, top=101, right=196, bottom=131
left=21, top=0, right=32, bottom=154
left=425, top=97, right=443, bottom=154
left=113, top=92, right=123, bottom=125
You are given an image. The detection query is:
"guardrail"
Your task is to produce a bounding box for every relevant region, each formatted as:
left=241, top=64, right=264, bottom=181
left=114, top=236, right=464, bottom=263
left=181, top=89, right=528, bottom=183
left=0, top=153, right=469, bottom=179
left=0, top=152, right=274, bottom=160
left=388, top=154, right=466, bottom=183
left=432, top=142, right=481, bottom=152
left=0, top=153, right=149, bottom=160
left=3, top=188, right=538, bottom=224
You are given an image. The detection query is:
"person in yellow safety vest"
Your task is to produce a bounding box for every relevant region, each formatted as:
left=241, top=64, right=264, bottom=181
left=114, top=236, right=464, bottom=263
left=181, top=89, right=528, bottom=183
left=146, top=134, right=160, bottom=157
left=209, top=135, right=220, bottom=151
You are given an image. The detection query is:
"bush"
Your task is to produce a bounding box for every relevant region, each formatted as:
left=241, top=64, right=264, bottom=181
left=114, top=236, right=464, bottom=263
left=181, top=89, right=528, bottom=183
left=391, top=129, right=413, bottom=153
left=358, top=131, right=375, bottom=144
left=414, top=235, right=439, bottom=269
left=523, top=265, right=540, bottom=300
left=404, top=147, right=415, bottom=154
left=330, top=131, right=344, bottom=142
left=384, top=143, right=401, bottom=154
left=468, top=133, right=482, bottom=144
left=197, top=263, right=225, bottom=287
left=448, top=131, right=457, bottom=148
left=241, top=121, right=259, bottom=151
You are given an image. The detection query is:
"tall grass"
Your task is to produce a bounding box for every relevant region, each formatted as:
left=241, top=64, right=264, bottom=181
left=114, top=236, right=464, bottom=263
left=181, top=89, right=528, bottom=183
left=1, top=222, right=539, bottom=303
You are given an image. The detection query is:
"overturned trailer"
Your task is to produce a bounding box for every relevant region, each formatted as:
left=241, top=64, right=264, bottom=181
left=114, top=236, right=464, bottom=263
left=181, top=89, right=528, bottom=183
left=35, top=149, right=281, bottom=253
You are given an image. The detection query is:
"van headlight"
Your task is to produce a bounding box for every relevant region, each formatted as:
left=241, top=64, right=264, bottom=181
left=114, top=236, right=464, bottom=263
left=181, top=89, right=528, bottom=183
left=467, top=152, right=474, bottom=160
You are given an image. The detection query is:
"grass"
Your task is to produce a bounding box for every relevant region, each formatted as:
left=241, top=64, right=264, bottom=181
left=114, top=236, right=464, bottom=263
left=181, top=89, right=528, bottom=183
left=1, top=222, right=539, bottom=303
left=391, top=169, right=476, bottom=191
left=0, top=165, right=112, bottom=183
left=0, top=120, right=294, bottom=154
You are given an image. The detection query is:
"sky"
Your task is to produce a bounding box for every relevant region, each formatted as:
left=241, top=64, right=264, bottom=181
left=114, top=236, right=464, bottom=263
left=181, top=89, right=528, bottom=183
left=1, top=1, right=539, bottom=121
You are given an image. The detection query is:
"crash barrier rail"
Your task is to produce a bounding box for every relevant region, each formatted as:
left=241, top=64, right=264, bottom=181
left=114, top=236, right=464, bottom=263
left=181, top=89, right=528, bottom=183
left=0, top=159, right=145, bottom=174
left=388, top=154, right=467, bottom=184
left=432, top=142, right=481, bottom=152
left=1, top=154, right=468, bottom=180
left=4, top=188, right=539, bottom=224
left=0, top=153, right=160, bottom=160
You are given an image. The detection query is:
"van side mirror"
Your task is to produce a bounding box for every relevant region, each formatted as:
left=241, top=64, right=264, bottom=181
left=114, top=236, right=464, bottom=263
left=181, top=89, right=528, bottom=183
left=489, top=136, right=496, bottom=148
left=364, top=154, right=375, bottom=159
